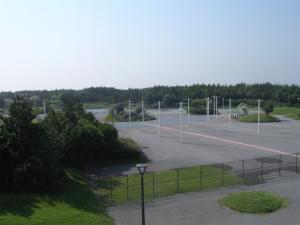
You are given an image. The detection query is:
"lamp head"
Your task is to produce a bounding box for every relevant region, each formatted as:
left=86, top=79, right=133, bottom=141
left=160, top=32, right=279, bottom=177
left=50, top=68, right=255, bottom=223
left=136, top=163, right=148, bottom=175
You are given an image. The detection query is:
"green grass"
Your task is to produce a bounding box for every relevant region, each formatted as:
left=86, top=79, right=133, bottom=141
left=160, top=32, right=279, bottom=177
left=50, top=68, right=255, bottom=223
left=220, top=191, right=288, bottom=213
left=83, top=102, right=112, bottom=109
left=0, top=170, right=113, bottom=225
left=239, top=114, right=280, bottom=123
left=273, top=107, right=300, bottom=120
left=97, top=165, right=240, bottom=204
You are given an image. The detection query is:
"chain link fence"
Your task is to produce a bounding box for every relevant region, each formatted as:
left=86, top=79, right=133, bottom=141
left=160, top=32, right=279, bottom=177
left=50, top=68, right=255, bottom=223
left=92, top=153, right=300, bottom=203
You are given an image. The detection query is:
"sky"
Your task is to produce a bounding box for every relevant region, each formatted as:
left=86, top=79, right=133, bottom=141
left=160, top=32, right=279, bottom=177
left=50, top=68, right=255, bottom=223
left=0, top=0, right=299, bottom=91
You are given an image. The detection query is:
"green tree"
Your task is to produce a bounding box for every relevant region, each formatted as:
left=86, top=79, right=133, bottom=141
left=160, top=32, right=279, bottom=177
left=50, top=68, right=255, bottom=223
left=0, top=96, right=63, bottom=192
left=0, top=98, right=5, bottom=108
left=116, top=103, right=124, bottom=114
left=263, top=101, right=274, bottom=115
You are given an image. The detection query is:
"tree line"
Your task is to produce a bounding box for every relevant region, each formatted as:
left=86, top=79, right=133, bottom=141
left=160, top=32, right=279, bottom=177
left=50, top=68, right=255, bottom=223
left=0, top=83, right=300, bottom=108
left=0, top=96, right=142, bottom=193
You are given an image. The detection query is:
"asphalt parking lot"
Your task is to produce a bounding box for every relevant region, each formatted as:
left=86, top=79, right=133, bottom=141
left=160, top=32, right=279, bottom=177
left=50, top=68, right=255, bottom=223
left=109, top=175, right=300, bottom=225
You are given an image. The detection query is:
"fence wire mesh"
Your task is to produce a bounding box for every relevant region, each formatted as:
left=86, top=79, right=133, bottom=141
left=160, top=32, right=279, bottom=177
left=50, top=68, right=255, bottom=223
left=93, top=153, right=300, bottom=203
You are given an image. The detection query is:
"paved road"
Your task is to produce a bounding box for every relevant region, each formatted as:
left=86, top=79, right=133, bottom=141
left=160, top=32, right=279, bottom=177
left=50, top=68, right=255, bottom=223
left=95, top=114, right=300, bottom=176
left=109, top=175, right=300, bottom=225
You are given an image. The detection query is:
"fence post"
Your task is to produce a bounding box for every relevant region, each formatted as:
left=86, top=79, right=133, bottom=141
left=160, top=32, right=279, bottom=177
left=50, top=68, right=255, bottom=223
left=242, top=160, right=245, bottom=184
left=199, top=166, right=202, bottom=189
left=296, top=153, right=299, bottom=174
left=176, top=168, right=179, bottom=192
left=152, top=171, right=155, bottom=195
left=278, top=155, right=282, bottom=176
left=110, top=176, right=113, bottom=201
left=221, top=162, right=224, bottom=186
left=261, top=158, right=264, bottom=183
left=126, top=175, right=129, bottom=199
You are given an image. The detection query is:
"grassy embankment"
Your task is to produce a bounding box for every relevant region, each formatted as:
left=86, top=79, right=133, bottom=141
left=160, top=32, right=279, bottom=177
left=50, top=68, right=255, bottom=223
left=273, top=107, right=300, bottom=120
left=97, top=165, right=240, bottom=204
left=0, top=165, right=240, bottom=224
left=0, top=139, right=241, bottom=224
left=239, top=114, right=280, bottom=123
left=220, top=191, right=288, bottom=213
left=0, top=170, right=113, bottom=225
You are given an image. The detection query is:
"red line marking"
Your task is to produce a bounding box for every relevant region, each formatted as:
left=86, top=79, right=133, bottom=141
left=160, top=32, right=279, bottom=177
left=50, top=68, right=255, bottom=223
left=144, top=123, right=295, bottom=157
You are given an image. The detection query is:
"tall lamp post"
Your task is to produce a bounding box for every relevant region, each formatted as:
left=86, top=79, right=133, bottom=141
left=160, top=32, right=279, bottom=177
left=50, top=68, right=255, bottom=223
left=136, top=164, right=148, bottom=225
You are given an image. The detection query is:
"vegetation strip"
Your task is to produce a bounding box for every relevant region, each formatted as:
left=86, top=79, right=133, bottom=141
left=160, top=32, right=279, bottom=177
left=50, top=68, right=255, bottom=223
left=220, top=191, right=288, bottom=213
left=239, top=114, right=280, bottom=123
left=0, top=170, right=113, bottom=225
left=97, top=165, right=240, bottom=204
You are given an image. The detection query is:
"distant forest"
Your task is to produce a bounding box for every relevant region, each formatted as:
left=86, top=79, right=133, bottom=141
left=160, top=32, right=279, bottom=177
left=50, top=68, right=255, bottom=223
left=0, top=83, right=300, bottom=108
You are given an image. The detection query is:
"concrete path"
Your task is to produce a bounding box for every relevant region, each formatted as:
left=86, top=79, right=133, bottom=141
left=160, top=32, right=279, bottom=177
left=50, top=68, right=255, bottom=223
left=109, top=175, right=300, bottom=225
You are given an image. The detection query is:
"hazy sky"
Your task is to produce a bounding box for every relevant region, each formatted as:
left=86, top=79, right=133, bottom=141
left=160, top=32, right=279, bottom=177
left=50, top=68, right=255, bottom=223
left=0, top=0, right=299, bottom=91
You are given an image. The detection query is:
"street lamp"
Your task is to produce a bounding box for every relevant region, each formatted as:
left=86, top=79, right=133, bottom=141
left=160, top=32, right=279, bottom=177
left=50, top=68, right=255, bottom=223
left=136, top=163, right=148, bottom=225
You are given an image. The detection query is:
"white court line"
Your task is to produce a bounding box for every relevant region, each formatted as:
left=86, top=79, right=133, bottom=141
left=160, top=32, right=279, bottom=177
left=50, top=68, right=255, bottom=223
left=144, top=123, right=296, bottom=157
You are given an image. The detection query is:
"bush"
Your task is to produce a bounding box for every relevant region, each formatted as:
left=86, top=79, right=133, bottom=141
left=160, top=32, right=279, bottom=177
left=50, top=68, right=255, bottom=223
left=263, top=101, right=274, bottom=115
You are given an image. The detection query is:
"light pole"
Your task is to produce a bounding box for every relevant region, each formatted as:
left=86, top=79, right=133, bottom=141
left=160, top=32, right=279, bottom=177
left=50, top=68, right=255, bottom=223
left=128, top=100, right=131, bottom=128
left=207, top=97, right=210, bottom=123
left=179, top=102, right=183, bottom=143
left=142, top=100, right=144, bottom=124
left=222, top=98, right=224, bottom=115
left=258, top=99, right=260, bottom=136
left=136, top=164, right=148, bottom=225
left=187, top=97, right=190, bottom=126
left=228, top=98, right=232, bottom=131
left=158, top=101, right=161, bottom=136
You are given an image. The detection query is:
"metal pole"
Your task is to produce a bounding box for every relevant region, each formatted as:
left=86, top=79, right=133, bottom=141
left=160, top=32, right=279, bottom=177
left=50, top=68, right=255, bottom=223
left=213, top=96, right=216, bottom=116
left=216, top=96, right=218, bottom=118
left=207, top=97, right=210, bottom=123
left=180, top=102, right=183, bottom=144
left=222, top=98, right=224, bottom=115
left=126, top=175, right=129, bottom=199
left=199, top=166, right=203, bottom=189
left=261, top=158, right=264, bottom=183
left=187, top=98, right=190, bottom=126
left=129, top=100, right=131, bottom=128
left=228, top=98, right=232, bottom=131
left=258, top=99, right=260, bottom=136
left=152, top=171, right=155, bottom=195
left=176, top=168, right=179, bottom=192
left=140, top=174, right=145, bottom=225
left=142, top=100, right=144, bottom=124
left=158, top=101, right=161, bottom=136
left=221, top=162, right=224, bottom=186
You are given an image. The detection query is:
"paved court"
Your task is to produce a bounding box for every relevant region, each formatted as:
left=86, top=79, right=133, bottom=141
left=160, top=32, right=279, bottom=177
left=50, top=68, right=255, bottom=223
left=109, top=175, right=300, bottom=225
left=97, top=112, right=300, bottom=176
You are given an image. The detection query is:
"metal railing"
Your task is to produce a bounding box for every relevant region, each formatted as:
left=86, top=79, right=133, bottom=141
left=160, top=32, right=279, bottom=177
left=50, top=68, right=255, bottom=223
left=92, top=153, right=300, bottom=203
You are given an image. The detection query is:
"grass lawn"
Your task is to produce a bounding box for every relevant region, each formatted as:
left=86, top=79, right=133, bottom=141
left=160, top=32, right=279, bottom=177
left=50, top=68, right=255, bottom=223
left=97, top=165, right=240, bottom=204
left=273, top=107, right=300, bottom=120
left=220, top=191, right=288, bottom=213
left=0, top=165, right=240, bottom=224
left=0, top=170, right=113, bottom=225
left=239, top=114, right=280, bottom=123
